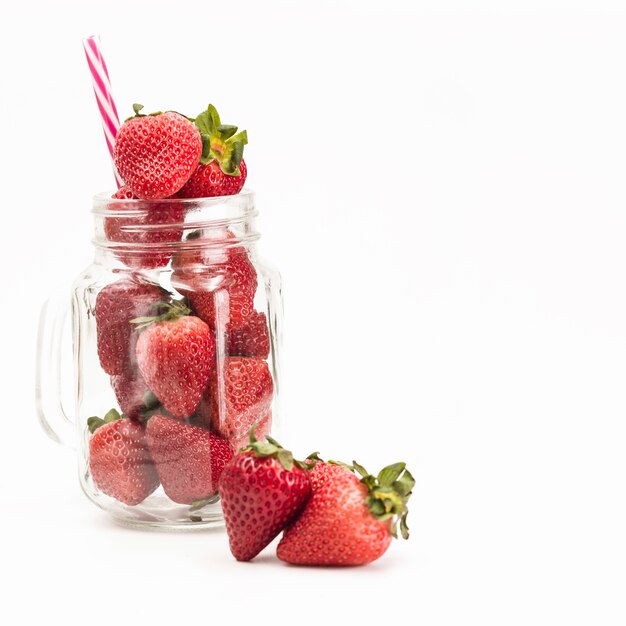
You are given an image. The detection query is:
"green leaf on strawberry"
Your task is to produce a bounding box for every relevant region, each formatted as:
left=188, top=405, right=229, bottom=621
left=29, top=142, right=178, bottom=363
left=195, top=104, right=220, bottom=136
left=200, top=134, right=213, bottom=164
left=208, top=103, right=221, bottom=129
left=194, top=104, right=248, bottom=172
left=230, top=130, right=248, bottom=145
left=329, top=458, right=415, bottom=540
left=377, top=462, right=407, bottom=486
left=130, top=300, right=192, bottom=331
left=195, top=112, right=213, bottom=136
left=222, top=141, right=244, bottom=175
left=87, top=408, right=122, bottom=434
left=240, top=428, right=316, bottom=472
left=217, top=124, right=238, bottom=139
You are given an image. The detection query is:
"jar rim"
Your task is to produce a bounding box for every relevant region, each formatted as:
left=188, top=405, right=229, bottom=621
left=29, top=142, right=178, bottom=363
left=92, top=188, right=255, bottom=216
left=91, top=187, right=260, bottom=259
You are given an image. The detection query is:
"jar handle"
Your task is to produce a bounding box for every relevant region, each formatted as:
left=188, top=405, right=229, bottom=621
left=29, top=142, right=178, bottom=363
left=35, top=291, right=76, bottom=449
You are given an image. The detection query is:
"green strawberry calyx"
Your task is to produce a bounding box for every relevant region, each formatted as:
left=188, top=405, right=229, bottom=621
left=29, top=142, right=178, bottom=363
left=87, top=408, right=122, bottom=434
left=330, top=460, right=415, bottom=540
left=131, top=300, right=191, bottom=331
left=241, top=427, right=321, bottom=472
left=194, top=104, right=248, bottom=175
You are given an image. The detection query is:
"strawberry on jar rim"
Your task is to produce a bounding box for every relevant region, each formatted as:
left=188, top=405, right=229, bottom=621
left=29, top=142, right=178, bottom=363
left=114, top=106, right=202, bottom=199
left=178, top=104, right=248, bottom=198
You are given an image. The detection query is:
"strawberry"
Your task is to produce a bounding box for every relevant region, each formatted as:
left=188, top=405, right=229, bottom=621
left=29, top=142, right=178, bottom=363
left=219, top=432, right=313, bottom=561
left=226, top=310, right=270, bottom=359
left=146, top=413, right=233, bottom=505
left=110, top=369, right=160, bottom=420
left=88, top=409, right=160, bottom=506
left=172, top=230, right=258, bottom=330
left=228, top=411, right=272, bottom=453
left=277, top=461, right=415, bottom=566
left=188, top=245, right=257, bottom=329
left=106, top=187, right=186, bottom=269
left=171, top=228, right=234, bottom=289
left=207, top=357, right=274, bottom=441
left=114, top=106, right=202, bottom=199
left=95, top=277, right=163, bottom=375
left=178, top=160, right=247, bottom=198
left=178, top=104, right=248, bottom=198
left=134, top=301, right=215, bottom=419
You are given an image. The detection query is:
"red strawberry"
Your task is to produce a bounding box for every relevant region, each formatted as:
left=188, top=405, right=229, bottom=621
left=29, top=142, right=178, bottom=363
left=114, top=107, right=202, bottom=199
left=188, top=245, right=257, bottom=330
left=106, top=187, right=186, bottom=269
left=208, top=357, right=274, bottom=441
left=228, top=411, right=272, bottom=453
left=219, top=433, right=312, bottom=561
left=277, top=461, right=414, bottom=566
left=95, top=277, right=163, bottom=375
left=111, top=369, right=159, bottom=420
left=226, top=310, right=270, bottom=358
left=171, top=228, right=235, bottom=288
left=146, top=413, right=233, bottom=505
left=172, top=230, right=258, bottom=330
left=111, top=186, right=136, bottom=199
left=178, top=160, right=247, bottom=198
left=88, top=409, right=160, bottom=506
left=134, top=301, right=215, bottom=419
left=177, top=104, right=248, bottom=199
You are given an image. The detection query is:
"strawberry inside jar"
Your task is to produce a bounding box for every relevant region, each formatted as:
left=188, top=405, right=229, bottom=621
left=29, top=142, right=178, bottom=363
left=39, top=103, right=283, bottom=530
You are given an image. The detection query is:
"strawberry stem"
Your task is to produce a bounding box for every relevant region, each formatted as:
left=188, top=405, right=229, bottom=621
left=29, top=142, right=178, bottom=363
left=124, top=103, right=167, bottom=122
left=242, top=427, right=311, bottom=471
left=131, top=300, right=191, bottom=331
left=194, top=103, right=248, bottom=173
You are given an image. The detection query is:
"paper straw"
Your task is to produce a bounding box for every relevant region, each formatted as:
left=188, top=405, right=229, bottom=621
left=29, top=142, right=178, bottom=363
left=82, top=35, right=124, bottom=188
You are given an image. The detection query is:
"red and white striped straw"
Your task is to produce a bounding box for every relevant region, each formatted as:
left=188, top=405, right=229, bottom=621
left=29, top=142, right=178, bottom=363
left=82, top=35, right=124, bottom=188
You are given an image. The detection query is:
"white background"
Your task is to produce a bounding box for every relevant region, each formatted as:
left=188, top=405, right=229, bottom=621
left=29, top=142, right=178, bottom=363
left=1, top=0, right=625, bottom=623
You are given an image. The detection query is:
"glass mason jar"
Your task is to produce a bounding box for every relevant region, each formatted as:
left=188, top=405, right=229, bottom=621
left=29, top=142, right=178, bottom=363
left=36, top=190, right=282, bottom=530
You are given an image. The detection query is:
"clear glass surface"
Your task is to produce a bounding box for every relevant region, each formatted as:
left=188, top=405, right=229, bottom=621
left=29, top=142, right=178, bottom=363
left=37, top=190, right=283, bottom=529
